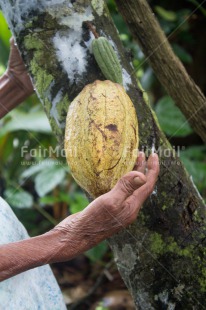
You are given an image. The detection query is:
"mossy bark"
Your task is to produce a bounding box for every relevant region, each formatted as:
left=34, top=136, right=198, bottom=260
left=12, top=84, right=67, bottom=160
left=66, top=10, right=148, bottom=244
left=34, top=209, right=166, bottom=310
left=1, top=0, right=206, bottom=308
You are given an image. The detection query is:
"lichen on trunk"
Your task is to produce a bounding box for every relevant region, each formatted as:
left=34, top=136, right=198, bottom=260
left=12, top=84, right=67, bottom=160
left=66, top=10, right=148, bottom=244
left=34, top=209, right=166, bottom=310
left=1, top=0, right=206, bottom=308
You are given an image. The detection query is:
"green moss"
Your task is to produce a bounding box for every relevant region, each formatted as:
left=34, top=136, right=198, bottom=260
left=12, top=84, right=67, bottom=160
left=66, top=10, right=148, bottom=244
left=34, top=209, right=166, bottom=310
left=151, top=109, right=164, bottom=133
left=157, top=131, right=172, bottom=149
left=162, top=205, right=167, bottom=210
left=25, top=21, right=33, bottom=29
left=161, top=191, right=167, bottom=198
left=91, top=0, right=104, bottom=16
left=24, top=34, right=44, bottom=50
left=193, top=209, right=205, bottom=224
left=30, top=59, right=53, bottom=97
left=149, top=233, right=165, bottom=255
left=161, top=196, right=175, bottom=210
left=198, top=267, right=206, bottom=292
left=149, top=233, right=194, bottom=258
left=149, top=232, right=206, bottom=294
left=23, top=33, right=70, bottom=143
left=25, top=16, right=38, bottom=29
left=55, top=95, right=69, bottom=124
left=138, top=211, right=146, bottom=225
left=136, top=80, right=153, bottom=114
left=166, top=239, right=180, bottom=253
left=139, top=117, right=153, bottom=146
left=24, top=34, right=53, bottom=98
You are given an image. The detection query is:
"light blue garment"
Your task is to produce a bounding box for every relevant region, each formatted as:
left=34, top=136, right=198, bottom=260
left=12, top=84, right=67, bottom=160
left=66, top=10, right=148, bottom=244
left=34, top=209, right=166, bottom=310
left=0, top=197, right=66, bottom=310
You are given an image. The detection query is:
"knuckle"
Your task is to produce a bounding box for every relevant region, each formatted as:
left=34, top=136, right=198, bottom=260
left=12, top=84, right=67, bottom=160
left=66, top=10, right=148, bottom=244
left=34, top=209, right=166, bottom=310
left=102, top=196, right=119, bottom=214
left=118, top=201, right=136, bottom=227
left=109, top=201, right=120, bottom=215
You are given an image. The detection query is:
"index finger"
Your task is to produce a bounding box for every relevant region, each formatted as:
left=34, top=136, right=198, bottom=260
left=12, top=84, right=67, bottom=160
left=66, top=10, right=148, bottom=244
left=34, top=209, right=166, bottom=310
left=131, top=153, right=159, bottom=204
left=146, top=153, right=160, bottom=180
left=133, top=151, right=146, bottom=174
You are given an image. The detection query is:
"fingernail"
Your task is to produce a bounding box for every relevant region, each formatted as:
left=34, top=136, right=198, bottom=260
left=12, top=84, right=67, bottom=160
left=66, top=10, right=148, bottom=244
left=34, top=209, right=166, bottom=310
left=133, top=176, right=143, bottom=185
left=138, top=151, right=144, bottom=157
left=151, top=152, right=156, bottom=157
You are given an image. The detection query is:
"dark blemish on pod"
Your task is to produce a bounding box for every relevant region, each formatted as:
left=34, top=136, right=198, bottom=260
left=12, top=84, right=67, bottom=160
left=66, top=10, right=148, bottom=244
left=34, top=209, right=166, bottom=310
left=105, top=124, right=117, bottom=131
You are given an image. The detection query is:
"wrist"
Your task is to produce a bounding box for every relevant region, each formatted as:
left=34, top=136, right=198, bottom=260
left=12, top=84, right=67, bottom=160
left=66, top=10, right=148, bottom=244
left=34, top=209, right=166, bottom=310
left=52, top=205, right=114, bottom=263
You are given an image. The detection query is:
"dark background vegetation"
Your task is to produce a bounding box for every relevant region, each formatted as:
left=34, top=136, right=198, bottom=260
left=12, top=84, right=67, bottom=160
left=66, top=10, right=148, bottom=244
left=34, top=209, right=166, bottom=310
left=0, top=0, right=205, bottom=308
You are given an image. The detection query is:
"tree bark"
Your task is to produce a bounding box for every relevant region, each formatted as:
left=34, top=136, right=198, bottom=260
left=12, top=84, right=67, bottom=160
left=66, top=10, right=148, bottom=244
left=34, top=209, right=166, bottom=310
left=115, top=0, right=206, bottom=143
left=1, top=1, right=206, bottom=308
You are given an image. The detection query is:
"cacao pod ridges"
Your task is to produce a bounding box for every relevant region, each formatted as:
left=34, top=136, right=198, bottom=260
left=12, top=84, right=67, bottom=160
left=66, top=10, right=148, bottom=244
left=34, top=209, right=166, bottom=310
left=65, top=80, right=139, bottom=198
left=92, top=37, right=123, bottom=85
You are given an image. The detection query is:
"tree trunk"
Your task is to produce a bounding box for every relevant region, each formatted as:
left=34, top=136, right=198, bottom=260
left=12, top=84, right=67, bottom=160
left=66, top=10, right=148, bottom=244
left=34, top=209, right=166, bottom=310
left=1, top=1, right=206, bottom=308
left=115, top=0, right=206, bottom=143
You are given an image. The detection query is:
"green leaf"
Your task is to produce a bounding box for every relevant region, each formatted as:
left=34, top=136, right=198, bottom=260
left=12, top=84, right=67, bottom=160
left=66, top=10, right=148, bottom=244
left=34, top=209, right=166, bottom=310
left=188, top=0, right=206, bottom=17
left=39, top=195, right=59, bottom=205
left=155, top=96, right=193, bottom=137
left=119, top=33, right=129, bottom=42
left=34, top=164, right=66, bottom=197
left=172, top=44, right=192, bottom=64
left=0, top=11, right=11, bottom=47
left=86, top=241, right=108, bottom=262
left=58, top=191, right=72, bottom=204
left=0, top=63, right=5, bottom=75
left=181, top=145, right=206, bottom=161
left=5, top=188, right=33, bottom=208
left=180, top=145, right=206, bottom=193
left=69, top=193, right=88, bottom=214
left=155, top=6, right=177, bottom=21
left=0, top=135, right=13, bottom=161
left=21, top=159, right=58, bottom=179
left=39, top=189, right=74, bottom=206
left=0, top=110, right=51, bottom=138
left=95, top=303, right=109, bottom=310
left=180, top=156, right=206, bottom=192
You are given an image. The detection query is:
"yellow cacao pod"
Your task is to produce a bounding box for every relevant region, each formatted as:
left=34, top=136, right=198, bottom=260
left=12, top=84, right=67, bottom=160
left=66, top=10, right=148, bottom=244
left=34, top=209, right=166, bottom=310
left=65, top=80, right=139, bottom=198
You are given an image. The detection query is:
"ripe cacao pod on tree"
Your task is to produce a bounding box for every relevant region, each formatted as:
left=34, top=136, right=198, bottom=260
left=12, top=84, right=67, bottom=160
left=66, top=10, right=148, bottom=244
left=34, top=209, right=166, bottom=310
left=65, top=80, right=139, bottom=198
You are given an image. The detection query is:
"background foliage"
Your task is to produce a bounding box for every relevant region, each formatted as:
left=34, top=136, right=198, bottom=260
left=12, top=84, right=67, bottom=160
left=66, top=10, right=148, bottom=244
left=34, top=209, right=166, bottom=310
left=0, top=0, right=205, bottom=307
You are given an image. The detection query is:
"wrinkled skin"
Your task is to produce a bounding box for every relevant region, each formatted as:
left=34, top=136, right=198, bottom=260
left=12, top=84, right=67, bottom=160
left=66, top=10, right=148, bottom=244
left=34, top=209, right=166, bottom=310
left=0, top=153, right=159, bottom=281
left=0, top=38, right=34, bottom=118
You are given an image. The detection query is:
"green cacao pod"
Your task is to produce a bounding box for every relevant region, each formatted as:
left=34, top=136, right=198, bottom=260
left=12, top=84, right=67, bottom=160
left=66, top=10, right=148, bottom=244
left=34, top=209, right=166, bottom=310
left=92, top=37, right=123, bottom=85
left=65, top=80, right=138, bottom=198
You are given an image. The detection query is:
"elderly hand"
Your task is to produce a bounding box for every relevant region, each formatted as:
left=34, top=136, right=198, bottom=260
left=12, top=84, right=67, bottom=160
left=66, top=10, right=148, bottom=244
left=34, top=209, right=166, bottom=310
left=51, top=152, right=159, bottom=262
left=0, top=152, right=159, bottom=280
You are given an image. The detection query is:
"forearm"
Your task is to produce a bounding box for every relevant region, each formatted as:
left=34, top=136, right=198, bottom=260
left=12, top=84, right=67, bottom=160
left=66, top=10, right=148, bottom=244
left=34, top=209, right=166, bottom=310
left=0, top=72, right=33, bottom=118
left=0, top=205, right=117, bottom=281
left=0, top=230, right=64, bottom=281
left=0, top=152, right=159, bottom=281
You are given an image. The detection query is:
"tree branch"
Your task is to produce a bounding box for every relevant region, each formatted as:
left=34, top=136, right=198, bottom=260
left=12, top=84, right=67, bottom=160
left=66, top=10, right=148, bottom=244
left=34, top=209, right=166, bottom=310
left=116, top=0, right=206, bottom=143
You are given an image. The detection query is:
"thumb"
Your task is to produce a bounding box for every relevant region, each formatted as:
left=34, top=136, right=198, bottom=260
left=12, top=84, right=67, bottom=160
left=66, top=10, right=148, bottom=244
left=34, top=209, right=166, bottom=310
left=111, top=171, right=146, bottom=201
